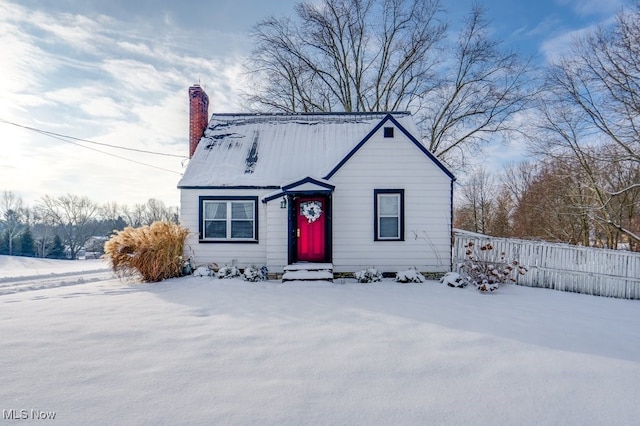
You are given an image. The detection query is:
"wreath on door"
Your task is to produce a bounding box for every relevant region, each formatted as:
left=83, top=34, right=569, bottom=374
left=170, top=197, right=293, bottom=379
left=301, top=201, right=322, bottom=223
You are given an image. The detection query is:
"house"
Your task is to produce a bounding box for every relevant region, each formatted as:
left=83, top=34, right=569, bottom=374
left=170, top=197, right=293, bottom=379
left=178, top=84, right=455, bottom=279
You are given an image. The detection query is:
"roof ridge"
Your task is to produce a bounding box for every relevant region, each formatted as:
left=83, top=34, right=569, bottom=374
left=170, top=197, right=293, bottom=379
left=210, top=111, right=411, bottom=117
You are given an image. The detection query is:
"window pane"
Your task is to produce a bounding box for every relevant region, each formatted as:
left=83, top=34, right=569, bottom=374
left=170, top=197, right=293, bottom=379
left=231, top=202, right=254, bottom=220
left=379, top=195, right=398, bottom=216
left=231, top=220, right=254, bottom=238
left=204, top=202, right=226, bottom=219
left=379, top=217, right=399, bottom=238
left=205, top=220, right=226, bottom=238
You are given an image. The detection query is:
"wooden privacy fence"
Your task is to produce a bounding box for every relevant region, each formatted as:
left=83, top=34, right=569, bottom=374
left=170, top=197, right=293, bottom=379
left=453, top=230, right=640, bottom=300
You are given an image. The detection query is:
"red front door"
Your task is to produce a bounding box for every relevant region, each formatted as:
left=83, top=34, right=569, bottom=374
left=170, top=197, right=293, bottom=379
left=296, top=197, right=326, bottom=262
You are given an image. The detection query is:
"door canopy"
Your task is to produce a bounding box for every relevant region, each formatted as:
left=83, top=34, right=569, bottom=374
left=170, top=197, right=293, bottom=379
left=262, top=176, right=334, bottom=204
left=281, top=176, right=334, bottom=195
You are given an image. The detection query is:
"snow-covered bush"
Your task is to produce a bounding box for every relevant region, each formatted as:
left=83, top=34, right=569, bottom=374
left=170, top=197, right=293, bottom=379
left=242, top=265, right=267, bottom=282
left=217, top=265, right=240, bottom=279
left=459, top=241, right=528, bottom=292
left=395, top=268, right=426, bottom=283
left=440, top=272, right=467, bottom=288
left=354, top=267, right=383, bottom=283
left=103, top=221, right=189, bottom=282
left=193, top=266, right=215, bottom=277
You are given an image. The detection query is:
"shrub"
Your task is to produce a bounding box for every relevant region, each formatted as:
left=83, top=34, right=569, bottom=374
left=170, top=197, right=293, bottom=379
left=217, top=265, right=240, bottom=279
left=103, top=221, right=190, bottom=282
left=193, top=266, right=214, bottom=277
left=395, top=267, right=426, bottom=283
left=440, top=271, right=467, bottom=288
left=242, top=265, right=267, bottom=282
left=459, top=241, right=528, bottom=292
left=354, top=267, right=382, bottom=283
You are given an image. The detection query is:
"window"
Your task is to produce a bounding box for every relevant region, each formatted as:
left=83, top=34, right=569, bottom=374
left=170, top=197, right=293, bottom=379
left=383, top=127, right=394, bottom=138
left=200, top=196, right=258, bottom=242
left=374, top=189, right=404, bottom=241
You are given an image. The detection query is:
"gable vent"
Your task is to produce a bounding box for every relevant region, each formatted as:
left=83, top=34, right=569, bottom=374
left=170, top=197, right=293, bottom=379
left=384, top=127, right=394, bottom=138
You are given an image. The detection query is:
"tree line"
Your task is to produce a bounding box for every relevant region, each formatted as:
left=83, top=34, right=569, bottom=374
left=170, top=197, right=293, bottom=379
left=244, top=0, right=640, bottom=250
left=0, top=191, right=178, bottom=259
left=455, top=159, right=640, bottom=251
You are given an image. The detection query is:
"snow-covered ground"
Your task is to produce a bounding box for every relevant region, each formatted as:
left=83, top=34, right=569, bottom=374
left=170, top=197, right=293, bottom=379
left=0, top=255, right=113, bottom=295
left=1, top=255, right=639, bottom=425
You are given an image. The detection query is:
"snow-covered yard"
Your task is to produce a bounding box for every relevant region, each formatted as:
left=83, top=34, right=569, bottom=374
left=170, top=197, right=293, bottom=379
left=1, top=255, right=639, bottom=425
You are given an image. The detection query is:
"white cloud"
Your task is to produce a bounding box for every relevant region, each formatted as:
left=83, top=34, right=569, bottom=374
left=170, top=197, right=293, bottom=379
left=0, top=7, right=55, bottom=119
left=556, top=0, right=624, bottom=17
left=538, top=18, right=616, bottom=63
left=80, top=97, right=126, bottom=119
left=524, top=16, right=563, bottom=38
left=116, top=41, right=154, bottom=57
left=0, top=1, right=250, bottom=206
left=29, top=10, right=116, bottom=53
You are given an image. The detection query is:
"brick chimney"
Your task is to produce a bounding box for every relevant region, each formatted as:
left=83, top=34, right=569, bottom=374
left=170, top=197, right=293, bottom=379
left=189, top=84, right=209, bottom=158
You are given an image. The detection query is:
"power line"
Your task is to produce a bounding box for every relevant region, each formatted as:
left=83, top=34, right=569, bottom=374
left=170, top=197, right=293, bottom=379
left=40, top=131, right=183, bottom=175
left=0, top=119, right=186, bottom=158
left=1, top=118, right=184, bottom=175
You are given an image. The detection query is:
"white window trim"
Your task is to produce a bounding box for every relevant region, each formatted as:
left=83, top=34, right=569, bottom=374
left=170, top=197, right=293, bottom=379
left=201, top=198, right=257, bottom=242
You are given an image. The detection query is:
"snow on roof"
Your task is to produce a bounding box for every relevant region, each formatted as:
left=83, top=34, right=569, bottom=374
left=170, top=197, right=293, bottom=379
left=178, top=112, right=419, bottom=188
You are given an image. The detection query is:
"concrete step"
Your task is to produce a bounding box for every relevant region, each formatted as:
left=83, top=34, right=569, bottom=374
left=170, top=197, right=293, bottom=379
left=282, top=263, right=334, bottom=282
left=283, top=263, right=333, bottom=272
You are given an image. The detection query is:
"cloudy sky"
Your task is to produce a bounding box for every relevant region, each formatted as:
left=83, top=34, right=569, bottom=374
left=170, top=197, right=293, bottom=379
left=0, top=0, right=629, bottom=207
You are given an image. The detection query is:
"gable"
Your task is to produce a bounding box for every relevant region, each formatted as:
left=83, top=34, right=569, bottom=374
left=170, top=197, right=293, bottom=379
left=324, top=114, right=455, bottom=181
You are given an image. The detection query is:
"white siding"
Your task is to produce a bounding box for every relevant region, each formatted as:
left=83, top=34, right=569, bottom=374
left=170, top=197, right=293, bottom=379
left=180, top=188, right=271, bottom=268
left=330, top=127, right=452, bottom=274
left=265, top=200, right=289, bottom=274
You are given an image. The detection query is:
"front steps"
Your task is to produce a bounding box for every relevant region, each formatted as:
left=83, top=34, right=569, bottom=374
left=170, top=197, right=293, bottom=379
left=282, top=263, right=334, bottom=283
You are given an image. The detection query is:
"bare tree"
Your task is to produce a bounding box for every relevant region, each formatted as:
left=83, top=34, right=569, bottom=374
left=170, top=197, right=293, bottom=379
left=0, top=191, right=25, bottom=255
left=29, top=208, right=52, bottom=258
left=37, top=194, right=100, bottom=259
left=490, top=187, right=513, bottom=237
left=245, top=1, right=533, bottom=168
left=420, top=5, right=533, bottom=166
left=508, top=159, right=594, bottom=244
left=121, top=204, right=146, bottom=228
left=455, top=167, right=496, bottom=234
left=245, top=0, right=446, bottom=112
left=101, top=201, right=127, bottom=234
left=120, top=199, right=178, bottom=227
left=539, top=6, right=640, bottom=245
left=143, top=199, right=178, bottom=225
left=501, top=161, right=539, bottom=207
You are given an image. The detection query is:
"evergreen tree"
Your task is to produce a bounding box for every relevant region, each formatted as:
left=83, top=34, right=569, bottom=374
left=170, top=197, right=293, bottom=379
left=0, top=230, right=9, bottom=255
left=17, top=227, right=36, bottom=257
left=47, top=234, right=66, bottom=259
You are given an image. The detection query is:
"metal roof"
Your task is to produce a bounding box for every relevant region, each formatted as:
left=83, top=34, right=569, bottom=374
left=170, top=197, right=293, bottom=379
left=177, top=112, right=450, bottom=188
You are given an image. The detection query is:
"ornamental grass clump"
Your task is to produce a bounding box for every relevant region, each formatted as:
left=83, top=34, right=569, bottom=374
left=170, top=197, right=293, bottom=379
left=103, top=221, right=190, bottom=282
